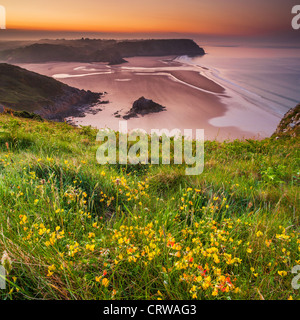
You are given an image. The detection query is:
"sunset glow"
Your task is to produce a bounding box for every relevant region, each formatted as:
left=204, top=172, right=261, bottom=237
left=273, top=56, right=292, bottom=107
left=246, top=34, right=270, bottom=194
left=1, top=0, right=296, bottom=35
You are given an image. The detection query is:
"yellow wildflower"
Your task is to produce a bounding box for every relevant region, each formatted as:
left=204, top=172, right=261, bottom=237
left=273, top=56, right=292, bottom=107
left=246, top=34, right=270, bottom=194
left=212, top=289, right=218, bottom=296
left=102, top=278, right=109, bottom=287
left=86, top=244, right=95, bottom=251
left=256, top=231, right=263, bottom=237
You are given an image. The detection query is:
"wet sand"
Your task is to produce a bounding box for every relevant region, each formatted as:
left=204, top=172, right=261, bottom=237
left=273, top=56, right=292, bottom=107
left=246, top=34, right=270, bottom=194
left=18, top=56, right=280, bottom=141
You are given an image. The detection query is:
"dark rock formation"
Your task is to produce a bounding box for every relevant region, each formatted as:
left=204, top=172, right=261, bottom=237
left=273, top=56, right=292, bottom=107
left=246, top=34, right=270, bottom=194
left=42, top=87, right=101, bottom=121
left=123, top=97, right=166, bottom=120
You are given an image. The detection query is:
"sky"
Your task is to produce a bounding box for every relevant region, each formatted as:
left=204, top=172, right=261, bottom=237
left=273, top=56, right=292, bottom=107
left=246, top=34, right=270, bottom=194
left=0, top=0, right=299, bottom=36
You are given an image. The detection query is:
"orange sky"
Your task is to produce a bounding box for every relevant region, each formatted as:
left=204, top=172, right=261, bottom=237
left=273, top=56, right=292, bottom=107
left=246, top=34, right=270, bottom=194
left=1, top=0, right=297, bottom=35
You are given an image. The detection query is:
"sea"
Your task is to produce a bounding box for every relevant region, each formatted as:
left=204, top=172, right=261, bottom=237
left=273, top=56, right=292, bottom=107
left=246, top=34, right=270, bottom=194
left=181, top=43, right=300, bottom=117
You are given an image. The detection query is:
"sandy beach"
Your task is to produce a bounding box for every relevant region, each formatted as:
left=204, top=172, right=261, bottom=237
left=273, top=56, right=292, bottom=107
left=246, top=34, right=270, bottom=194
left=18, top=56, right=281, bottom=141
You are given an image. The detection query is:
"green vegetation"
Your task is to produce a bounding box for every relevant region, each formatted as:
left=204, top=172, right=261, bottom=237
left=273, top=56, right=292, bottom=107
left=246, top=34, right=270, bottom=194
left=0, top=113, right=299, bottom=300
left=2, top=108, right=44, bottom=121
left=0, top=64, right=100, bottom=119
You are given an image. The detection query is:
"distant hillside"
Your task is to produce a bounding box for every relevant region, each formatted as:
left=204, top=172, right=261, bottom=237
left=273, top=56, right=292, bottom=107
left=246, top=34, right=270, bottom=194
left=0, top=63, right=101, bottom=120
left=273, top=104, right=300, bottom=138
left=0, top=39, right=205, bottom=64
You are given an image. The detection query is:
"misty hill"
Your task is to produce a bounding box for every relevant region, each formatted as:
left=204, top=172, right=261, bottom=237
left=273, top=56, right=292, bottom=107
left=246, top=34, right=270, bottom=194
left=0, top=63, right=101, bottom=120
left=0, top=39, right=205, bottom=64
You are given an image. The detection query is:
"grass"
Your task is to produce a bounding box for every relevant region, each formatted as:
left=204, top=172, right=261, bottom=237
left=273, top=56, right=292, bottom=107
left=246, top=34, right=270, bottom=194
left=0, top=113, right=299, bottom=300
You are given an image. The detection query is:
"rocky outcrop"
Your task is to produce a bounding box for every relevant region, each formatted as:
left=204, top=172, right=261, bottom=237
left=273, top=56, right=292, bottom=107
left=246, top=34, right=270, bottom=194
left=40, top=87, right=101, bottom=121
left=123, top=97, right=166, bottom=120
left=273, top=104, right=300, bottom=138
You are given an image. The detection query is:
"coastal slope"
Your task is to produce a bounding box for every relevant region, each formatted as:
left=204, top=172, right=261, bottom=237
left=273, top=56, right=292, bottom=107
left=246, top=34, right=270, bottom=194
left=0, top=63, right=101, bottom=120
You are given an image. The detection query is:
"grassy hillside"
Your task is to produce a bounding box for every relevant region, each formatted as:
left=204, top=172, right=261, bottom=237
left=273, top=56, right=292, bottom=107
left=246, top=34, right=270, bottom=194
left=0, top=113, right=299, bottom=300
left=0, top=63, right=100, bottom=119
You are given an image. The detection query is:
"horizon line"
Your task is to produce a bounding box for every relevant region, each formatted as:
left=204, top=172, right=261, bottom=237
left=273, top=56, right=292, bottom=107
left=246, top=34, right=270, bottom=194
left=1, top=28, right=297, bottom=39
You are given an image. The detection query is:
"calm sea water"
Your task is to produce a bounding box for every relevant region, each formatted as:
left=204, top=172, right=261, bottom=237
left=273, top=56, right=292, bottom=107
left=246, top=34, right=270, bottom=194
left=182, top=44, right=300, bottom=117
